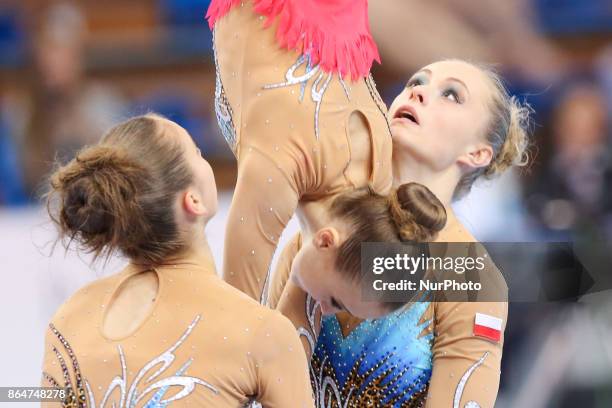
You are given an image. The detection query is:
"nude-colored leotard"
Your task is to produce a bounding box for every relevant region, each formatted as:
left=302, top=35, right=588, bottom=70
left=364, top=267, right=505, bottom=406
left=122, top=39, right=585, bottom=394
left=209, top=0, right=393, bottom=302
left=41, top=254, right=315, bottom=407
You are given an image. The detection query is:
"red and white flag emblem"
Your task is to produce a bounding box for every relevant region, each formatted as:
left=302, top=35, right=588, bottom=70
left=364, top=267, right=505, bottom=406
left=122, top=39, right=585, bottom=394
left=473, top=313, right=502, bottom=342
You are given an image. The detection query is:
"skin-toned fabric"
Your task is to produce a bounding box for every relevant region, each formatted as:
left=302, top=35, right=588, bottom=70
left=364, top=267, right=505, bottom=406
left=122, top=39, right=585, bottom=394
left=209, top=2, right=507, bottom=406
left=41, top=256, right=315, bottom=408
left=267, top=233, right=301, bottom=309
left=211, top=1, right=392, bottom=302
left=270, top=236, right=508, bottom=408
left=427, top=301, right=507, bottom=408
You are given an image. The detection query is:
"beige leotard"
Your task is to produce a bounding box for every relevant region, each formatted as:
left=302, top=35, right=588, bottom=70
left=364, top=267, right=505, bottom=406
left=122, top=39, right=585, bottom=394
left=41, top=254, right=315, bottom=407
left=212, top=1, right=393, bottom=302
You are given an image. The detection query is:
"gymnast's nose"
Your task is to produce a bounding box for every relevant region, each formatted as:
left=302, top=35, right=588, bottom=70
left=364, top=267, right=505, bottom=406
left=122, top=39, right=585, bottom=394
left=410, top=85, right=428, bottom=105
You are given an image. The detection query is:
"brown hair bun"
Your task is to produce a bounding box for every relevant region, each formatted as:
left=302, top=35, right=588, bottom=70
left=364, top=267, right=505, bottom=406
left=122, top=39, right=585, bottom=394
left=49, top=144, right=148, bottom=259
left=62, top=177, right=112, bottom=235
left=389, top=183, right=447, bottom=242
left=47, top=114, right=196, bottom=265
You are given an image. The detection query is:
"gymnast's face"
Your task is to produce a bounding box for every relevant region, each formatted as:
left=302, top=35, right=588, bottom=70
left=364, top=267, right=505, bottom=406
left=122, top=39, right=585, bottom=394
left=162, top=119, right=218, bottom=222
left=291, top=222, right=391, bottom=319
left=389, top=60, right=494, bottom=173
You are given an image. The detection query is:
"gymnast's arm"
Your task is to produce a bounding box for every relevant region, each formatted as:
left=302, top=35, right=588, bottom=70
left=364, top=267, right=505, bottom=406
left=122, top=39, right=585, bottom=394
left=425, top=301, right=507, bottom=408
left=268, top=232, right=322, bottom=357
left=253, top=312, right=316, bottom=407
left=223, top=147, right=300, bottom=302
left=276, top=280, right=322, bottom=357
left=267, top=233, right=302, bottom=309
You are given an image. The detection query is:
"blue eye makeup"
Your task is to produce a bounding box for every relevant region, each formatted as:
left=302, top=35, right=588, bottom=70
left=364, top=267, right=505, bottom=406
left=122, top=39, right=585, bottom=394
left=405, top=73, right=465, bottom=104
left=442, top=87, right=461, bottom=103
left=406, top=76, right=425, bottom=88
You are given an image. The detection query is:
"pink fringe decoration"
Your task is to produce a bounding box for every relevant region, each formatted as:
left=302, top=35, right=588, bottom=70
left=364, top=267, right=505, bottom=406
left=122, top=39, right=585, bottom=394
left=206, top=0, right=380, bottom=81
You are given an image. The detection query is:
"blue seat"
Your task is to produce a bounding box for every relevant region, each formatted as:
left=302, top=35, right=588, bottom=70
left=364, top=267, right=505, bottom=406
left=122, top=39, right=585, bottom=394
left=0, top=7, right=26, bottom=68
left=157, top=0, right=213, bottom=57
left=0, top=118, right=27, bottom=205
left=157, top=0, right=212, bottom=26
left=535, top=0, right=612, bottom=35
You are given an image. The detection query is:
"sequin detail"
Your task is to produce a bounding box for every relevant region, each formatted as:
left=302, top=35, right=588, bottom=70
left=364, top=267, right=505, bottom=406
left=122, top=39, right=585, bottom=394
left=43, top=315, right=219, bottom=407
left=43, top=323, right=88, bottom=407
left=311, top=72, right=333, bottom=140
left=453, top=352, right=489, bottom=408
left=311, top=302, right=433, bottom=407
left=365, top=73, right=391, bottom=137
left=338, top=75, right=351, bottom=101
left=213, top=29, right=238, bottom=154
left=259, top=262, right=273, bottom=305
left=263, top=55, right=336, bottom=140
left=296, top=294, right=321, bottom=353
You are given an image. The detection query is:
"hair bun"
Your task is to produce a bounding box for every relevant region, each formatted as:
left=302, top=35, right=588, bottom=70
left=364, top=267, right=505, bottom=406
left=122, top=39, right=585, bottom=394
left=60, top=147, right=112, bottom=235
left=50, top=144, right=146, bottom=258
left=390, top=183, right=447, bottom=241
left=63, top=177, right=112, bottom=235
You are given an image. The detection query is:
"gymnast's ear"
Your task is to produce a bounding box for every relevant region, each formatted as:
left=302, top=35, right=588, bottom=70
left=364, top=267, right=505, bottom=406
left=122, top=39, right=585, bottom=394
left=314, top=227, right=340, bottom=250
left=457, top=142, right=493, bottom=169
left=182, top=188, right=208, bottom=217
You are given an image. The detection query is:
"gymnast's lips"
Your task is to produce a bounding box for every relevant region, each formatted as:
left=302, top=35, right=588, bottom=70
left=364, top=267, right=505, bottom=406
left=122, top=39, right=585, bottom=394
left=392, top=105, right=420, bottom=126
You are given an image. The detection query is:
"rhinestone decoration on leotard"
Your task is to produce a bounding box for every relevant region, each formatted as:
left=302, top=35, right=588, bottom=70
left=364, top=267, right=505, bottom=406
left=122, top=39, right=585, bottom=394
left=452, top=352, right=489, bottom=408
left=365, top=73, right=392, bottom=137
left=258, top=261, right=274, bottom=305
left=212, top=29, right=238, bottom=154
left=310, top=302, right=433, bottom=407
left=264, top=54, right=348, bottom=140
left=43, top=315, right=219, bottom=407
left=43, top=323, right=88, bottom=408
left=296, top=294, right=322, bottom=353
left=338, top=75, right=351, bottom=101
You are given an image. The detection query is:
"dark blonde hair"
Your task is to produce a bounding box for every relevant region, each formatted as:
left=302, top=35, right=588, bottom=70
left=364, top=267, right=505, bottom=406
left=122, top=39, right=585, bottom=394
left=46, top=114, right=194, bottom=265
left=454, top=62, right=531, bottom=199
left=331, top=183, right=447, bottom=282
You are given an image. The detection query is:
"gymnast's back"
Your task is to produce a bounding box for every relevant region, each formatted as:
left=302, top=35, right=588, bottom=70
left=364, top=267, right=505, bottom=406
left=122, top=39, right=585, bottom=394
left=40, top=113, right=314, bottom=407
left=41, top=261, right=313, bottom=407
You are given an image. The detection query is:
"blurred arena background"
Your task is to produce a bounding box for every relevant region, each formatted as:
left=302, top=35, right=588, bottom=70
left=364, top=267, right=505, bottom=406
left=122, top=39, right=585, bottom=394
left=0, top=1, right=610, bottom=406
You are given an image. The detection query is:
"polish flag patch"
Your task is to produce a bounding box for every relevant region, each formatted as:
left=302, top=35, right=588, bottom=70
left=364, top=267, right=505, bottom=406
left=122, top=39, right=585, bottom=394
left=473, top=313, right=502, bottom=342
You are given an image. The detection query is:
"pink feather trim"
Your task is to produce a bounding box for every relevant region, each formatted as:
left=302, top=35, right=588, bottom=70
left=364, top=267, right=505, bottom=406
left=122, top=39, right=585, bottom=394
left=206, top=0, right=380, bottom=80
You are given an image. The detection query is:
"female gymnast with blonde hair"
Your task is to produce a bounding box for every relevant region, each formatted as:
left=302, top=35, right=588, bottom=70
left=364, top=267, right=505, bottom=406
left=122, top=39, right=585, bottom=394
left=206, top=0, right=529, bottom=406
left=269, top=59, right=530, bottom=407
